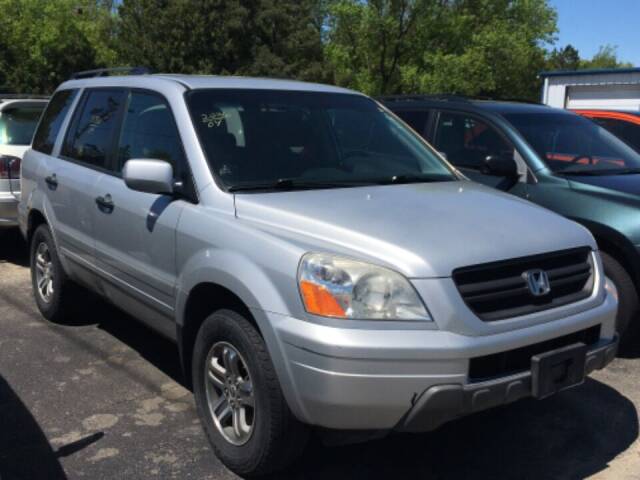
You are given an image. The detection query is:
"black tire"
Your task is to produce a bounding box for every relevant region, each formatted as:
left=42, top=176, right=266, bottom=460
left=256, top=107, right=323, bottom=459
left=30, top=224, right=75, bottom=322
left=192, top=309, right=308, bottom=477
left=601, top=251, right=639, bottom=351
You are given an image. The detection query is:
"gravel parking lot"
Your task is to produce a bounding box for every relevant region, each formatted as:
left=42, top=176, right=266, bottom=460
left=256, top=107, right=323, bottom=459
left=0, top=230, right=639, bottom=480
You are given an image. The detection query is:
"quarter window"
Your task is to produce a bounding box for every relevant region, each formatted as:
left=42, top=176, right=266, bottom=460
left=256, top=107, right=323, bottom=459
left=32, top=90, right=78, bottom=154
left=63, top=89, right=126, bottom=169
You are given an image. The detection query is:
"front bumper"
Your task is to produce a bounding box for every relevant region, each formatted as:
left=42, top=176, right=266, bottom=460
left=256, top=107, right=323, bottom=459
left=268, top=290, right=617, bottom=431
left=399, top=335, right=618, bottom=432
left=0, top=192, right=19, bottom=228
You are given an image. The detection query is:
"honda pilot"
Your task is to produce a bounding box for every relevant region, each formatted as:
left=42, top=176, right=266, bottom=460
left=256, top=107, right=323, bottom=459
left=20, top=70, right=618, bottom=477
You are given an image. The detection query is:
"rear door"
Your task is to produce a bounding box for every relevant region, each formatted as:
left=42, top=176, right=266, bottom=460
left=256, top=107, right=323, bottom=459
left=92, top=90, right=193, bottom=337
left=51, top=88, right=127, bottom=268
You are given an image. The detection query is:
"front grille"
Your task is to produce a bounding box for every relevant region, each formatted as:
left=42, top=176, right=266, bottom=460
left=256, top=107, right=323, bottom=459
left=469, top=325, right=601, bottom=382
left=453, top=247, right=594, bottom=321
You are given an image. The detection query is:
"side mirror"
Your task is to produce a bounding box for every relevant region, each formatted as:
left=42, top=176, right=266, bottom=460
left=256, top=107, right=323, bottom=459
left=123, top=159, right=174, bottom=195
left=482, top=154, right=518, bottom=178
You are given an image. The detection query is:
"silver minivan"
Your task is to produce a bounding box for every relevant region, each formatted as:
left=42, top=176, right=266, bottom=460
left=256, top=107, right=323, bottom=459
left=19, top=69, right=618, bottom=477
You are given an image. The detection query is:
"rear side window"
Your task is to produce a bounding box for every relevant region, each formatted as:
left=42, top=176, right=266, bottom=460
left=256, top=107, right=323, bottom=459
left=63, top=89, right=126, bottom=169
left=32, top=90, right=77, bottom=154
left=0, top=105, right=45, bottom=146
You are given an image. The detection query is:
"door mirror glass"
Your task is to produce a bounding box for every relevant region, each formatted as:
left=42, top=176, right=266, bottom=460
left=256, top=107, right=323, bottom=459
left=483, top=154, right=519, bottom=178
left=123, top=159, right=174, bottom=194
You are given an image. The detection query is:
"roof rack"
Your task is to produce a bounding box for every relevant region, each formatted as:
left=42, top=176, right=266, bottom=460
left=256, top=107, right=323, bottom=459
left=379, top=94, right=471, bottom=103
left=70, top=66, right=152, bottom=80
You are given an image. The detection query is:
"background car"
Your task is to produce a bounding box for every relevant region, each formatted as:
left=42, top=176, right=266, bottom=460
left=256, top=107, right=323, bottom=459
left=574, top=110, right=640, bottom=152
left=383, top=95, right=640, bottom=350
left=0, top=94, right=48, bottom=230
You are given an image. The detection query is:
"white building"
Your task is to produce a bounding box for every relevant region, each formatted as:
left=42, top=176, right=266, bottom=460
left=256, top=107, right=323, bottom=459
left=540, top=68, right=640, bottom=111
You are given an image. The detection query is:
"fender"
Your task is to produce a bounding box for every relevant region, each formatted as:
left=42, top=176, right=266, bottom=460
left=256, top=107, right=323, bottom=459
left=174, top=248, right=310, bottom=422
left=175, top=248, right=295, bottom=328
left=570, top=216, right=640, bottom=285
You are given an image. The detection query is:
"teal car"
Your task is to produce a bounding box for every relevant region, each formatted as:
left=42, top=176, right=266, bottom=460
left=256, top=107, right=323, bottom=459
left=384, top=96, right=640, bottom=351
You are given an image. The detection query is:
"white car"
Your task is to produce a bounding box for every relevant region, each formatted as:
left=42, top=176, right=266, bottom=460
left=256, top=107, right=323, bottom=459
left=0, top=95, right=48, bottom=229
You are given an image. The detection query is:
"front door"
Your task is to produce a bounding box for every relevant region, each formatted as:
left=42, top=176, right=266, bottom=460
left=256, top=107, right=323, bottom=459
left=431, top=110, right=529, bottom=197
left=92, top=90, right=192, bottom=338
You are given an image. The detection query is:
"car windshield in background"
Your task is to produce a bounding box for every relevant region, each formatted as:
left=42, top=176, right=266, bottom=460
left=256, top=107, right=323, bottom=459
left=186, top=90, right=455, bottom=191
left=0, top=106, right=44, bottom=145
left=505, top=112, right=640, bottom=175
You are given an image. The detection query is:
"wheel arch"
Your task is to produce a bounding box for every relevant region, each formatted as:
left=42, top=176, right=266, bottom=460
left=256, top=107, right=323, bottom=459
left=26, top=208, right=48, bottom=244
left=174, top=250, right=296, bottom=392
left=573, top=217, right=640, bottom=287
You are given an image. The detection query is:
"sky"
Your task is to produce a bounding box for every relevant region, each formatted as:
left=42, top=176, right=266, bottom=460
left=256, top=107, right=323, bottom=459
left=551, top=0, right=639, bottom=66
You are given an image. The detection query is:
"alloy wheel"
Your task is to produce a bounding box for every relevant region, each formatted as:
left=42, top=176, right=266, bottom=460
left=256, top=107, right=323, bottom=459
left=204, top=342, right=255, bottom=445
left=34, top=242, right=54, bottom=303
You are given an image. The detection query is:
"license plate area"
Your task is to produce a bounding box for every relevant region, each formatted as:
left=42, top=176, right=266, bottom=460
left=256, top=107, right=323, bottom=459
left=531, top=343, right=587, bottom=399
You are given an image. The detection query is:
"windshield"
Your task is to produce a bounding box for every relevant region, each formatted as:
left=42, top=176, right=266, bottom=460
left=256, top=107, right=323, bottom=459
left=187, top=90, right=455, bottom=191
left=0, top=105, right=45, bottom=146
left=504, top=112, right=640, bottom=175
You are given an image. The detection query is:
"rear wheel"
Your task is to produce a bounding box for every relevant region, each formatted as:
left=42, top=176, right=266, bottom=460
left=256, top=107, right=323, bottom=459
left=601, top=251, right=639, bottom=352
left=192, top=309, right=308, bottom=477
left=30, top=224, right=75, bottom=321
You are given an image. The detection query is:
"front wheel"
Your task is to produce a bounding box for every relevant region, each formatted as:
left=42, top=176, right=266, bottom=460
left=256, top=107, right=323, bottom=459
left=601, top=251, right=639, bottom=352
left=192, top=309, right=308, bottom=477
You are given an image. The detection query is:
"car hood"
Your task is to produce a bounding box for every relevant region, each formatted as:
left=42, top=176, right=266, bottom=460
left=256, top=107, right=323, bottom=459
left=234, top=181, right=595, bottom=278
left=566, top=173, right=640, bottom=198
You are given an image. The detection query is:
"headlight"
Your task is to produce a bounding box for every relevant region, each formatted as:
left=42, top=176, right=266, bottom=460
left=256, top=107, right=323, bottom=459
left=298, top=253, right=431, bottom=321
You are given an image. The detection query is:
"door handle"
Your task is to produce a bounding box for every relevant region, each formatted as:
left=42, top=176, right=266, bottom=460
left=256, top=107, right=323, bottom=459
left=45, top=174, right=58, bottom=189
left=95, top=194, right=114, bottom=212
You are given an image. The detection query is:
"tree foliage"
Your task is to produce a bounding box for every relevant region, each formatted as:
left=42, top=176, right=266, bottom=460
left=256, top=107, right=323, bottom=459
left=0, top=0, right=116, bottom=93
left=580, top=45, right=633, bottom=70
left=116, top=0, right=326, bottom=81
left=325, top=0, right=557, bottom=99
left=546, top=44, right=581, bottom=71
left=0, top=0, right=634, bottom=99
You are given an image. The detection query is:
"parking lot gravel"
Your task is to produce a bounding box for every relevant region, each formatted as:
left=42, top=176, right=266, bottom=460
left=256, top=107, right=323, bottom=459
left=0, top=230, right=639, bottom=480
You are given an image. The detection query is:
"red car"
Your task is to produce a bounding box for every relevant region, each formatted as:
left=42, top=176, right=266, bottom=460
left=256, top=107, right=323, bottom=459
left=574, top=110, right=640, bottom=152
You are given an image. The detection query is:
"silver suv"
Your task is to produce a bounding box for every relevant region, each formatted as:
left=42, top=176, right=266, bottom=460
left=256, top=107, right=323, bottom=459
left=19, top=69, right=618, bottom=477
left=0, top=95, right=48, bottom=229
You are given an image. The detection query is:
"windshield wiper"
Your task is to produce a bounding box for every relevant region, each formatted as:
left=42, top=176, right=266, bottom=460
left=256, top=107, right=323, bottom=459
left=558, top=167, right=640, bottom=176
left=227, top=178, right=371, bottom=192
left=375, top=174, right=448, bottom=185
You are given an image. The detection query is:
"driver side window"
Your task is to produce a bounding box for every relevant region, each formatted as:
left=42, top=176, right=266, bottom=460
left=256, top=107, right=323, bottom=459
left=117, top=91, right=196, bottom=201
left=434, top=111, right=515, bottom=170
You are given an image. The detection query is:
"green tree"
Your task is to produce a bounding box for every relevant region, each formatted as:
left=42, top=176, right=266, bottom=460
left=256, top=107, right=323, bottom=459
left=116, top=0, right=325, bottom=81
left=0, top=0, right=116, bottom=93
left=325, top=0, right=557, bottom=99
left=546, top=44, right=581, bottom=71
left=580, top=44, right=633, bottom=69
